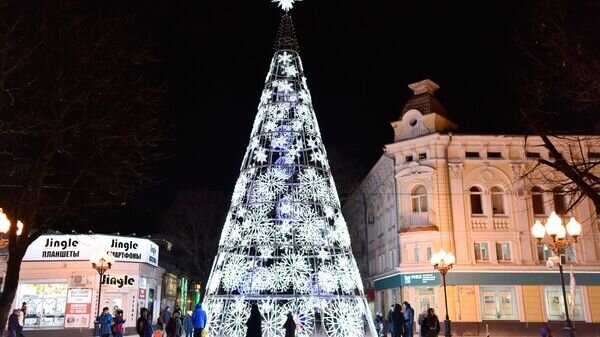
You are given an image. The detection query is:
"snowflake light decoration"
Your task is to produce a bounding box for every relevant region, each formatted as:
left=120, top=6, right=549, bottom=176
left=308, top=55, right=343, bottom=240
left=203, top=9, right=376, bottom=337
left=272, top=0, right=301, bottom=12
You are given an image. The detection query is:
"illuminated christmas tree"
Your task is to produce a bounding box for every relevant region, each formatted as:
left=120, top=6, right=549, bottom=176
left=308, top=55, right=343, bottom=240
left=203, top=2, right=376, bottom=336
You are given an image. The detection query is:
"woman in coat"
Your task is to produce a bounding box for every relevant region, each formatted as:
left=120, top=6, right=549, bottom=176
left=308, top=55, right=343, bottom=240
left=392, top=303, right=405, bottom=337
left=246, top=303, right=262, bottom=337
left=283, top=312, right=296, bottom=337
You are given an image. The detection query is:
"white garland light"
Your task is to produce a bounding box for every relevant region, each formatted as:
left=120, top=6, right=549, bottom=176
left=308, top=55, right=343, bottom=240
left=204, top=41, right=375, bottom=336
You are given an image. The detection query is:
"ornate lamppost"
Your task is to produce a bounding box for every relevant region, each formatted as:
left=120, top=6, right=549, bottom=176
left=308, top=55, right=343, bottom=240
left=531, top=211, right=581, bottom=337
left=91, top=251, right=115, bottom=336
left=0, top=209, right=24, bottom=248
left=431, top=248, right=455, bottom=337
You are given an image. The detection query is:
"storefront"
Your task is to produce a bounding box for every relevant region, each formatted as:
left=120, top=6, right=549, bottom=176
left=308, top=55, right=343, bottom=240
left=374, top=270, right=600, bottom=323
left=14, top=234, right=165, bottom=330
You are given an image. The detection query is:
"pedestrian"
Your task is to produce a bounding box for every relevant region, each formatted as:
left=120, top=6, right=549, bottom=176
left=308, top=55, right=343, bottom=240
left=160, top=306, right=171, bottom=330
left=283, top=311, right=296, bottom=337
left=20, top=303, right=27, bottom=319
left=113, top=309, right=126, bottom=337
left=136, top=308, right=154, bottom=337
left=246, top=303, right=262, bottom=337
left=8, top=309, right=19, bottom=337
left=387, top=305, right=395, bottom=337
left=98, top=307, right=114, bottom=337
left=421, top=308, right=440, bottom=337
left=375, top=312, right=384, bottom=337
left=183, top=311, right=194, bottom=337
left=191, top=303, right=207, bottom=337
left=16, top=308, right=24, bottom=337
left=403, top=301, right=415, bottom=337
left=539, top=324, right=553, bottom=337
left=417, top=308, right=427, bottom=337
left=166, top=310, right=183, bottom=337
left=392, top=303, right=405, bottom=337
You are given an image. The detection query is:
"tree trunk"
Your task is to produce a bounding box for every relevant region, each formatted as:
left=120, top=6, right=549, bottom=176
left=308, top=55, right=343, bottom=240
left=0, top=243, right=26, bottom=331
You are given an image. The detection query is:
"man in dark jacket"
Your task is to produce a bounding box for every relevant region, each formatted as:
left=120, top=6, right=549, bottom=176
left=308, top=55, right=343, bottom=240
left=387, top=305, right=395, bottom=337
left=191, top=303, right=207, bottom=337
left=166, top=310, right=184, bottom=337
left=136, top=307, right=153, bottom=337
left=392, top=303, right=405, bottom=337
left=421, top=308, right=440, bottom=337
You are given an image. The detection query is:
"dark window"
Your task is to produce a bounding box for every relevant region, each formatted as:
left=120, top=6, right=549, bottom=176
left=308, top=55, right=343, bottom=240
left=466, top=152, right=480, bottom=158
left=419, top=153, right=427, bottom=160
left=553, top=188, right=567, bottom=215
left=589, top=152, right=600, bottom=159
left=405, top=155, right=413, bottom=162
left=526, top=152, right=541, bottom=159
left=470, top=186, right=484, bottom=214
left=491, top=187, right=505, bottom=215
left=531, top=187, right=545, bottom=215
left=487, top=152, right=502, bottom=159
left=549, top=152, right=562, bottom=159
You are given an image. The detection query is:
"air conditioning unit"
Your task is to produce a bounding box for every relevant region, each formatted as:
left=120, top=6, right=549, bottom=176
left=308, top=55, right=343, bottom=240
left=71, top=274, right=88, bottom=286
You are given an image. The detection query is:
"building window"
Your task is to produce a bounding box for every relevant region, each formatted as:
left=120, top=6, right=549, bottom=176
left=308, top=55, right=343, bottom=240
left=466, top=151, right=480, bottom=158
left=487, top=151, right=502, bottom=159
left=405, top=155, right=414, bottom=162
left=553, top=188, right=567, bottom=215
left=480, top=287, right=518, bottom=320
left=544, top=287, right=584, bottom=321
left=414, top=247, right=420, bottom=263
left=491, top=187, right=505, bottom=215
left=565, top=245, right=576, bottom=263
left=537, top=245, right=553, bottom=262
left=18, top=283, right=69, bottom=328
left=474, top=242, right=490, bottom=262
left=531, top=187, right=545, bottom=215
left=411, top=186, right=428, bottom=213
left=470, top=186, right=484, bottom=215
left=426, top=247, right=432, bottom=261
left=527, top=152, right=541, bottom=159
left=419, top=152, right=427, bottom=160
left=496, top=242, right=512, bottom=262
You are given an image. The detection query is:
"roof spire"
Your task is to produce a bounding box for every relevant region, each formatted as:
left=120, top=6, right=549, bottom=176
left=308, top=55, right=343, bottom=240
left=274, top=14, right=299, bottom=51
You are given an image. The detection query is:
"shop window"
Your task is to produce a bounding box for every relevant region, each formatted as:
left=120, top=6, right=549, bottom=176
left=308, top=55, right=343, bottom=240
left=495, top=242, right=512, bottom=262
left=537, top=245, right=553, bottom=262
left=416, top=288, right=435, bottom=315
left=480, top=287, right=518, bottom=320
left=553, top=188, right=567, bottom=215
left=18, top=283, right=68, bottom=328
left=474, top=242, right=490, bottom=262
left=491, top=187, right=505, bottom=215
left=470, top=187, right=484, bottom=215
left=544, top=287, right=584, bottom=321
left=531, top=187, right=545, bottom=215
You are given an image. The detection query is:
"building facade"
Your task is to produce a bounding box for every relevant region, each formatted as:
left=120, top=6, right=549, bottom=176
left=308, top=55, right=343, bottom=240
left=9, top=234, right=164, bottom=331
left=343, top=79, right=600, bottom=325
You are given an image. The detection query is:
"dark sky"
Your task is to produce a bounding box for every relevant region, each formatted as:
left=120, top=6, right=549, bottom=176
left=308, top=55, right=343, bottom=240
left=110, top=0, right=527, bottom=233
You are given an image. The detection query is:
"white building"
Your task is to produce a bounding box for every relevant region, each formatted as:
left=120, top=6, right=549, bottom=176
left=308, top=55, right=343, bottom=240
left=343, top=79, right=600, bottom=325
left=5, top=234, right=164, bottom=331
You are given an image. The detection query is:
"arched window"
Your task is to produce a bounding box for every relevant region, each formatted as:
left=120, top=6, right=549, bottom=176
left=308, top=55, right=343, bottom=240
left=553, top=188, right=567, bottom=215
left=411, top=185, right=428, bottom=213
left=491, top=187, right=505, bottom=215
left=531, top=187, right=545, bottom=215
left=470, top=186, right=484, bottom=215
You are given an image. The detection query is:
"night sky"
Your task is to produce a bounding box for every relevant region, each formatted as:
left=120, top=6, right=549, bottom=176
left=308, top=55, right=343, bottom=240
left=108, top=0, right=527, bottom=234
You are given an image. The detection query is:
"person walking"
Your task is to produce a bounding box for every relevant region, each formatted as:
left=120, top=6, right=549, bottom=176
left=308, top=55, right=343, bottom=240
left=183, top=311, right=194, bottom=337
left=16, top=308, right=24, bottom=337
left=417, top=308, right=428, bottom=337
left=375, top=312, right=384, bottom=337
left=246, top=303, right=262, bottom=337
left=7, top=309, right=20, bottom=337
left=283, top=311, right=296, bottom=337
left=136, top=308, right=154, bottom=337
left=191, top=303, right=207, bottom=337
left=113, top=309, right=126, bottom=337
left=98, top=307, right=114, bottom=337
left=166, top=310, right=184, bottom=337
left=160, top=306, right=171, bottom=331
left=387, top=305, right=395, bottom=337
left=539, top=324, right=553, bottom=337
left=403, top=301, right=415, bottom=337
left=392, top=303, right=405, bottom=337
left=420, top=308, right=440, bottom=337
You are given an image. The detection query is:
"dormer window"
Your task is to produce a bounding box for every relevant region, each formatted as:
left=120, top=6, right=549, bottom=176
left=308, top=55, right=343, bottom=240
left=409, top=119, right=417, bottom=127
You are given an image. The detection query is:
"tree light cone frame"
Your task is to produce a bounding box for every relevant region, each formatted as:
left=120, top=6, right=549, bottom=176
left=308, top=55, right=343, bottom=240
left=202, top=22, right=375, bottom=337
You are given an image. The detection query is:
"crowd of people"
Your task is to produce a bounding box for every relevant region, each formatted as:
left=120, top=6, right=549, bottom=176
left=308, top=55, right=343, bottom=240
left=374, top=301, right=440, bottom=337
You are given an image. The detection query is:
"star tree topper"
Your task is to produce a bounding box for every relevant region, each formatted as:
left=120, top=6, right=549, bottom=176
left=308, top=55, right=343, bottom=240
left=272, top=0, right=301, bottom=12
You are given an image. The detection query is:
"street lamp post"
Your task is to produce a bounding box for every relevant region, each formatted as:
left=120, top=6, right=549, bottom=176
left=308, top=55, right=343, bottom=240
left=431, top=248, right=455, bottom=337
left=90, top=251, right=115, bottom=336
left=531, top=211, right=581, bottom=337
left=0, top=209, right=24, bottom=248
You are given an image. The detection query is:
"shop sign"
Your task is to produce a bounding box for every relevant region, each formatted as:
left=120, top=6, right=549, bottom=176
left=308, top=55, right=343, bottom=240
left=23, top=234, right=159, bottom=266
left=65, top=288, right=92, bottom=328
left=402, top=273, right=439, bottom=286
left=139, top=288, right=147, bottom=299
left=101, top=273, right=137, bottom=289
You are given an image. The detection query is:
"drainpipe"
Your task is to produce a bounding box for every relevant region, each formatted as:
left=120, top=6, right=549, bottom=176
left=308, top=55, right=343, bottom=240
left=444, top=133, right=456, bottom=253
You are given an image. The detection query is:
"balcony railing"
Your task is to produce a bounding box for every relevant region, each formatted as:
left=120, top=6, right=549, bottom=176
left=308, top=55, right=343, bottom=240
left=470, top=216, right=511, bottom=231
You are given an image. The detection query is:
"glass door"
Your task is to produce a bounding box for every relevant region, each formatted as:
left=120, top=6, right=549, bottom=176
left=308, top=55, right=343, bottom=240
left=19, top=283, right=68, bottom=328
